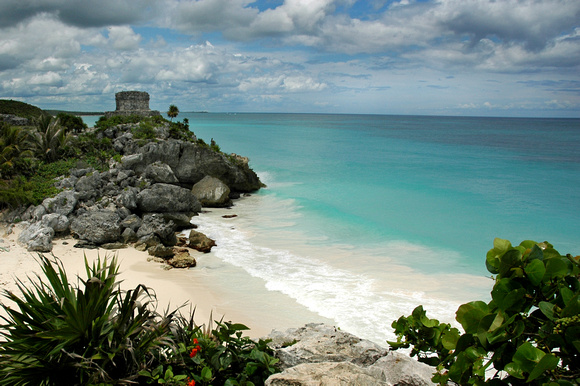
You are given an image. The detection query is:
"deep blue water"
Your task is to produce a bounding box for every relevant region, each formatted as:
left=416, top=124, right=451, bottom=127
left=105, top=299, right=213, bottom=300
left=82, top=113, right=580, bottom=342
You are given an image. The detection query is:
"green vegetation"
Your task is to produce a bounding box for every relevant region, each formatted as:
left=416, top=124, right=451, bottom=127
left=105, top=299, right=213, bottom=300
left=0, top=99, right=47, bottom=120
left=389, top=239, right=580, bottom=385
left=0, top=256, right=279, bottom=385
left=167, top=105, right=179, bottom=121
left=56, top=112, right=88, bottom=134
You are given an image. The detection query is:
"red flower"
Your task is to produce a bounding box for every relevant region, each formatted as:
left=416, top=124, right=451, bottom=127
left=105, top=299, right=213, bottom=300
left=193, top=338, right=199, bottom=345
left=187, top=378, right=196, bottom=386
left=190, top=347, right=198, bottom=357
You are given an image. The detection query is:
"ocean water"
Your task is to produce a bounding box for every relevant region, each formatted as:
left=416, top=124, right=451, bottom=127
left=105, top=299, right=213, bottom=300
left=83, top=113, right=580, bottom=343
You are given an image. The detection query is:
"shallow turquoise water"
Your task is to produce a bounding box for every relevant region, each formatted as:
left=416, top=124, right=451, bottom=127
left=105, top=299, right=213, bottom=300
left=83, top=113, right=580, bottom=342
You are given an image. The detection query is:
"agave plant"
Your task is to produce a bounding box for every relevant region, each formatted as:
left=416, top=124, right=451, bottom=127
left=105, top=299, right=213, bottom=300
left=0, top=255, right=177, bottom=385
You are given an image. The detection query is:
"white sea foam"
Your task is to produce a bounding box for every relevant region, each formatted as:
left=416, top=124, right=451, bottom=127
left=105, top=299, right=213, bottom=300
left=195, top=193, right=490, bottom=345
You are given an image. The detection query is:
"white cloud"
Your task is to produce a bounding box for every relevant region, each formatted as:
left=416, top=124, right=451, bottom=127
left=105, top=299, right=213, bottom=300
left=107, top=26, right=142, bottom=51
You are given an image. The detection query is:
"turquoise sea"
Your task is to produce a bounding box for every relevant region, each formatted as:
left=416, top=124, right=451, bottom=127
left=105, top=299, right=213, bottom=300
left=83, top=113, right=580, bottom=343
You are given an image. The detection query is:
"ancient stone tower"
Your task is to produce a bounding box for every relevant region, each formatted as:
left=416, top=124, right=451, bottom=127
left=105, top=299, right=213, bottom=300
left=104, top=91, right=160, bottom=118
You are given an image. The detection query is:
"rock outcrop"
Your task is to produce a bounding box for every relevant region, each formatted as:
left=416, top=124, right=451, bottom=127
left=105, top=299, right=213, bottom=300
left=13, top=118, right=261, bottom=257
left=265, top=324, right=435, bottom=386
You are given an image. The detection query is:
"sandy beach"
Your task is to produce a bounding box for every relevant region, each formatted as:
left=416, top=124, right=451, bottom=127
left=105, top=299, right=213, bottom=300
left=0, top=222, right=274, bottom=338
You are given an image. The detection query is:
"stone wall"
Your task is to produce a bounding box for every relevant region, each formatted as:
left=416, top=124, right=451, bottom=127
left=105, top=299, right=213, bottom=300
left=104, top=91, right=160, bottom=118
left=116, top=91, right=150, bottom=111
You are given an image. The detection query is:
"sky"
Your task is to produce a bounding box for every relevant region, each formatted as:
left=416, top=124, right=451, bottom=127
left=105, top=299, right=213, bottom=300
left=0, top=0, right=579, bottom=117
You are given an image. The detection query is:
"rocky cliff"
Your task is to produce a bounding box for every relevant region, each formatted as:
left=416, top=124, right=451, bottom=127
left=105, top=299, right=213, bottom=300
left=12, top=120, right=261, bottom=267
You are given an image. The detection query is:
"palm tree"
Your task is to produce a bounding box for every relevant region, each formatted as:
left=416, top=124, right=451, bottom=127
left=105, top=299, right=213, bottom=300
left=167, top=105, right=179, bottom=121
left=30, top=116, right=69, bottom=163
left=0, top=122, right=34, bottom=178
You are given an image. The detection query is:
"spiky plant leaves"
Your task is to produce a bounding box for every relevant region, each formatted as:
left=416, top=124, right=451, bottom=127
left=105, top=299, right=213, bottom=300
left=0, top=254, right=177, bottom=385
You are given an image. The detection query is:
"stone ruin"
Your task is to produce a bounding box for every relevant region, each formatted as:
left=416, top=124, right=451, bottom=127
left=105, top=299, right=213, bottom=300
left=104, top=91, right=160, bottom=118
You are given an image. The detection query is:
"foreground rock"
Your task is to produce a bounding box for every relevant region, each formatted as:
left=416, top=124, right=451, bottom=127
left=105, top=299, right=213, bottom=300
left=265, top=324, right=435, bottom=386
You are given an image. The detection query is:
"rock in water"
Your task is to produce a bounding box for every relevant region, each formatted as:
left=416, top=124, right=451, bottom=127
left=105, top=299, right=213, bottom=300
left=188, top=230, right=216, bottom=253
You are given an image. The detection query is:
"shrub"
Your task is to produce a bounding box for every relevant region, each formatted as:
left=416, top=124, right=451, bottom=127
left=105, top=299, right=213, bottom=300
left=56, top=113, right=87, bottom=134
left=0, top=255, right=177, bottom=385
left=388, top=239, right=580, bottom=385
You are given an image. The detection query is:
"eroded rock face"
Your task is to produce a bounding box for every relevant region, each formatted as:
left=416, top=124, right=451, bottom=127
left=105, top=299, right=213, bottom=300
left=70, top=210, right=122, bottom=244
left=191, top=175, right=231, bottom=207
left=265, top=324, right=436, bottom=386
left=42, top=190, right=78, bottom=216
left=268, top=324, right=387, bottom=370
left=144, top=161, right=179, bottom=184
left=137, top=183, right=201, bottom=213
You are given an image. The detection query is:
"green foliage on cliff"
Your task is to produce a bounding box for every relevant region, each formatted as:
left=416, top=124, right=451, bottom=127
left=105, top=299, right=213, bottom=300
left=0, top=256, right=279, bottom=385
left=389, top=239, right=580, bottom=385
left=0, top=99, right=47, bottom=120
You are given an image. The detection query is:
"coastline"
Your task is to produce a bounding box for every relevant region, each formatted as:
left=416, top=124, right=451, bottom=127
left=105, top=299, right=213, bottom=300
left=0, top=223, right=265, bottom=338
left=0, top=221, right=334, bottom=340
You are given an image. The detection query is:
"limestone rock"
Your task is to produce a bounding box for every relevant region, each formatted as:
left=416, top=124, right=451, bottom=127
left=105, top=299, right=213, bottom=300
left=137, top=183, right=201, bottom=213
left=18, top=222, right=55, bottom=252
left=121, top=228, right=138, bottom=243
left=147, top=244, right=175, bottom=258
left=40, top=213, right=70, bottom=233
left=74, top=172, right=103, bottom=201
left=70, top=210, right=122, bottom=244
left=371, top=352, right=436, bottom=386
left=167, top=250, right=197, bottom=268
left=191, top=175, right=231, bottom=207
left=120, top=213, right=142, bottom=232
left=188, top=230, right=216, bottom=253
left=144, top=161, right=179, bottom=183
left=268, top=323, right=387, bottom=370
left=265, top=361, right=387, bottom=386
left=136, top=214, right=177, bottom=246
left=41, top=190, right=78, bottom=216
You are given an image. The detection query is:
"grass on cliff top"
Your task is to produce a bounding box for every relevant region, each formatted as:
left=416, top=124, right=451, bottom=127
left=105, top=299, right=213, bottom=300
left=0, top=99, right=48, bottom=120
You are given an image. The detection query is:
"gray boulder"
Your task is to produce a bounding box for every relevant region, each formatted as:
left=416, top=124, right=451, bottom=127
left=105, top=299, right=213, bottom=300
left=266, top=324, right=435, bottom=386
left=75, top=172, right=104, bottom=201
left=191, top=175, right=231, bottom=207
left=136, top=213, right=177, bottom=246
left=268, top=323, right=386, bottom=370
left=120, top=214, right=142, bottom=232
left=265, top=361, right=388, bottom=386
left=116, top=187, right=139, bottom=211
left=41, top=190, right=78, bottom=216
left=40, top=213, right=70, bottom=233
left=70, top=210, right=122, bottom=244
left=18, top=222, right=54, bottom=252
left=137, top=183, right=201, bottom=213
left=144, top=161, right=179, bottom=184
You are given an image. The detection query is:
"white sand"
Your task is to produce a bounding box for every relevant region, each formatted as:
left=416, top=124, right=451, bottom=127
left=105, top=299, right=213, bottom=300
left=0, top=223, right=273, bottom=338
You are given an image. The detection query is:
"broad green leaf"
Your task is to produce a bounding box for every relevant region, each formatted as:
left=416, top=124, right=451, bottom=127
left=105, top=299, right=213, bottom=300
left=505, top=362, right=526, bottom=379
left=538, top=301, right=555, bottom=320
left=491, top=278, right=526, bottom=312
left=525, top=259, right=546, bottom=286
left=201, top=366, right=213, bottom=382
left=527, top=353, right=559, bottom=382
left=562, top=296, right=580, bottom=317
left=499, top=249, right=523, bottom=276
left=420, top=313, right=438, bottom=328
left=494, top=238, right=512, bottom=252
left=528, top=244, right=544, bottom=262
left=545, top=258, right=568, bottom=279
left=511, top=342, right=545, bottom=374
left=441, top=328, right=460, bottom=350
left=456, top=301, right=489, bottom=334
left=560, top=287, right=575, bottom=306
left=519, top=240, right=538, bottom=250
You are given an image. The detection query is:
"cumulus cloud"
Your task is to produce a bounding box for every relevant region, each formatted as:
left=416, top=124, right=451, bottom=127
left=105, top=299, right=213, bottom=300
left=0, top=0, right=156, bottom=28
left=107, top=26, right=142, bottom=51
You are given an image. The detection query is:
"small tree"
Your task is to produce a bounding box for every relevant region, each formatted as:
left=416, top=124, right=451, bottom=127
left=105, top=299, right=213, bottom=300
left=167, top=104, right=179, bottom=121
left=389, top=239, right=580, bottom=385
